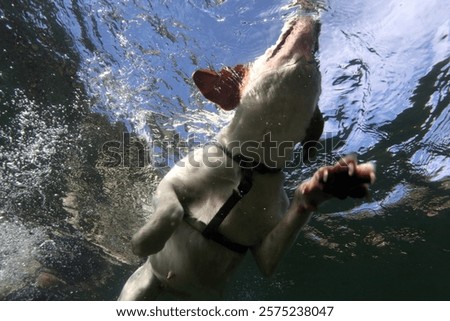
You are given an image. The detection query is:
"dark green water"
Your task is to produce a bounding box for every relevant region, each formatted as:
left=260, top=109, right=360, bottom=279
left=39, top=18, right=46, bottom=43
left=0, top=0, right=449, bottom=300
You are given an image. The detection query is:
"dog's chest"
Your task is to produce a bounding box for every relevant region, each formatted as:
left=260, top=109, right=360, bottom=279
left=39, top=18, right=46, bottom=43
left=215, top=172, right=289, bottom=246
left=169, top=153, right=288, bottom=246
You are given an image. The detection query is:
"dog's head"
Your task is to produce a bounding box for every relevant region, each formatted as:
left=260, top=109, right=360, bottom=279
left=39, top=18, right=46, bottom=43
left=193, top=16, right=323, bottom=163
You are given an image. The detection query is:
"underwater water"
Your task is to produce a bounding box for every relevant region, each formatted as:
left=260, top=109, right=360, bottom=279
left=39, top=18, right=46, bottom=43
left=0, top=0, right=449, bottom=300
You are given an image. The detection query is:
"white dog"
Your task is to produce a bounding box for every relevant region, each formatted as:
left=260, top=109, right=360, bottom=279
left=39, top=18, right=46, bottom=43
left=118, top=16, right=375, bottom=300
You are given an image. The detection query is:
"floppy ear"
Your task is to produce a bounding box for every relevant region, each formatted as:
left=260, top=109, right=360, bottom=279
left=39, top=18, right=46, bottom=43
left=302, top=106, right=324, bottom=163
left=192, top=64, right=248, bottom=111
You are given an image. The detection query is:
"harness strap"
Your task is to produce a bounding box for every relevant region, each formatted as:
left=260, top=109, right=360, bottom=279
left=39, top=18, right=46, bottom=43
left=201, top=168, right=253, bottom=254
left=214, top=143, right=282, bottom=174
left=192, top=142, right=282, bottom=254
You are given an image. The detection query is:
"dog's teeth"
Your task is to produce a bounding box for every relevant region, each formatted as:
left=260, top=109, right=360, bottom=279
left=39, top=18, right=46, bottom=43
left=323, top=170, right=328, bottom=182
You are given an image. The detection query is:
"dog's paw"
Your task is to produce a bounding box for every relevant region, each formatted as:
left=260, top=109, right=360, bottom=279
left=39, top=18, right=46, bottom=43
left=298, top=155, right=376, bottom=207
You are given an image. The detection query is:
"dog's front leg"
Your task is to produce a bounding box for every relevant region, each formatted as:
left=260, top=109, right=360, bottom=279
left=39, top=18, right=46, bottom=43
left=251, top=196, right=315, bottom=277
left=131, top=183, right=184, bottom=257
left=252, top=155, right=376, bottom=277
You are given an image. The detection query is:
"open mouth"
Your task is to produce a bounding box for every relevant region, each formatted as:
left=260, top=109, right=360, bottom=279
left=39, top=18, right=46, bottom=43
left=268, top=25, right=295, bottom=61
left=266, top=18, right=319, bottom=63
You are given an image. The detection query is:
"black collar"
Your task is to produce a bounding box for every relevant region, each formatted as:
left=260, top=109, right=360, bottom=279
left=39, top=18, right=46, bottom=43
left=211, top=142, right=282, bottom=174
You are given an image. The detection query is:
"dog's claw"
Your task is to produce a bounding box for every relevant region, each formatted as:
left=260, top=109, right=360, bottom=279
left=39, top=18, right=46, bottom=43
left=348, top=162, right=355, bottom=176
left=300, top=155, right=376, bottom=206
left=370, top=172, right=376, bottom=185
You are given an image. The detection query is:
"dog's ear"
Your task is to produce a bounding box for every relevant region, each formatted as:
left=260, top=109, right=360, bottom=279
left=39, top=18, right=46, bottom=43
left=192, top=65, right=247, bottom=111
left=302, top=106, right=324, bottom=163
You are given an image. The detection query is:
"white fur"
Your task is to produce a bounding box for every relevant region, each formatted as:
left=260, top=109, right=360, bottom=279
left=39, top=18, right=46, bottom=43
left=119, top=17, right=323, bottom=300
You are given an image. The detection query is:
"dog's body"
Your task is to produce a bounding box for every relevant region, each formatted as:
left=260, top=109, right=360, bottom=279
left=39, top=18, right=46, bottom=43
left=118, top=16, right=375, bottom=300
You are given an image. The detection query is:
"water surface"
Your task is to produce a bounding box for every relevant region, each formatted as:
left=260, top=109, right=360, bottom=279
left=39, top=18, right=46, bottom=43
left=0, top=0, right=449, bottom=300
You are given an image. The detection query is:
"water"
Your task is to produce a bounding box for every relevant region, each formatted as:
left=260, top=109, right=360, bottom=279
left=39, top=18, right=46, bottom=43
left=0, top=0, right=449, bottom=300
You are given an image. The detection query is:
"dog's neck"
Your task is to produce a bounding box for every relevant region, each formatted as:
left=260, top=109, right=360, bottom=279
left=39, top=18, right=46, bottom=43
left=216, top=61, right=320, bottom=169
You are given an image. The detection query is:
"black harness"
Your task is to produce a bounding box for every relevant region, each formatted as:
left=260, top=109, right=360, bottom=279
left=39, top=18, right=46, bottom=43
left=187, top=143, right=281, bottom=254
